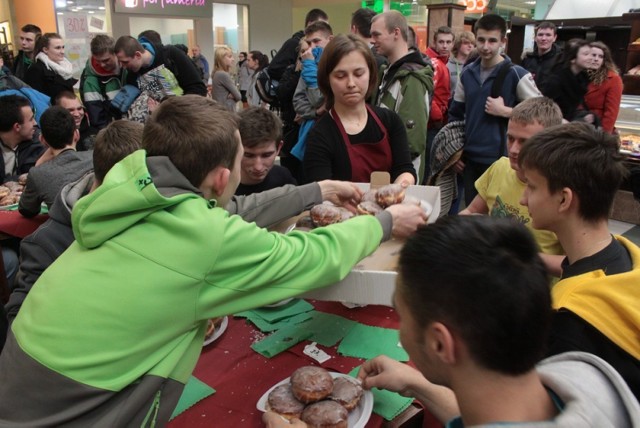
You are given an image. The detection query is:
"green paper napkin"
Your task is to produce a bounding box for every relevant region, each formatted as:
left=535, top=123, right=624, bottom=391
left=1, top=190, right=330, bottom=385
left=348, top=367, right=414, bottom=421
left=251, top=324, right=313, bottom=357
left=338, top=324, right=409, bottom=361
left=170, top=376, right=216, bottom=420
left=245, top=311, right=313, bottom=332
left=235, top=299, right=314, bottom=323
left=298, top=311, right=357, bottom=347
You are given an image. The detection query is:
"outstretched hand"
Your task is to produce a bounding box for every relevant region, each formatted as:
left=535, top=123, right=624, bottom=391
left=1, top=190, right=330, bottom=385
left=357, top=355, right=420, bottom=397
left=385, top=204, right=428, bottom=239
left=318, top=180, right=364, bottom=213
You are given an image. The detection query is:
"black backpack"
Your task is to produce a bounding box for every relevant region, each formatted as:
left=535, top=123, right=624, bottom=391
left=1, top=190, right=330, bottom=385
left=255, top=68, right=280, bottom=107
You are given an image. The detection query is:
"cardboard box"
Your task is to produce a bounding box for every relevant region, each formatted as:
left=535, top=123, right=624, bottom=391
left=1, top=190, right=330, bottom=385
left=296, top=182, right=441, bottom=307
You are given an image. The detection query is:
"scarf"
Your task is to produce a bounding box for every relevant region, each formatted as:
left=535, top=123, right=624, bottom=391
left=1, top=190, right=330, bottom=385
left=36, top=52, right=74, bottom=80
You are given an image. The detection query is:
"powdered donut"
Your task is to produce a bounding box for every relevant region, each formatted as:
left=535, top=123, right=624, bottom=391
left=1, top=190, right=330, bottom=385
left=356, top=201, right=383, bottom=216
left=266, top=384, right=306, bottom=420
left=300, top=400, right=348, bottom=428
left=329, top=377, right=363, bottom=411
left=290, top=366, right=334, bottom=404
left=310, top=204, right=342, bottom=227
left=376, top=184, right=406, bottom=207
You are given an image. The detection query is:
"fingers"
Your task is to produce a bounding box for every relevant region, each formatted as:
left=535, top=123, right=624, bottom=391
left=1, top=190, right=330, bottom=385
left=262, top=411, right=293, bottom=427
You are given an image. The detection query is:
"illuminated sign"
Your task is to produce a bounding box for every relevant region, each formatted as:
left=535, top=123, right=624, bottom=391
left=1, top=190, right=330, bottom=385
left=113, top=0, right=213, bottom=18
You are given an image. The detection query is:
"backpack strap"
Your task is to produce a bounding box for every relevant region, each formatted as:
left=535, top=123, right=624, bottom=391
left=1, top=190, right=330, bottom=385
left=490, top=61, right=513, bottom=158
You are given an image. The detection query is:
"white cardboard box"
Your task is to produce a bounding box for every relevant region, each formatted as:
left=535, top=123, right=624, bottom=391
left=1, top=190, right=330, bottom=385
left=298, top=183, right=441, bottom=307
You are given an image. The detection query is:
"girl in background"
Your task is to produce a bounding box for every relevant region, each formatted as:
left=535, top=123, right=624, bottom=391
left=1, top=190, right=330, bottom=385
left=211, top=46, right=241, bottom=112
left=585, top=41, right=623, bottom=133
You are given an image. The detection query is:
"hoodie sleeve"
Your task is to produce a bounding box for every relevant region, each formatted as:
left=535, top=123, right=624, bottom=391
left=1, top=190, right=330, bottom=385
left=168, top=46, right=208, bottom=96
left=80, top=68, right=111, bottom=130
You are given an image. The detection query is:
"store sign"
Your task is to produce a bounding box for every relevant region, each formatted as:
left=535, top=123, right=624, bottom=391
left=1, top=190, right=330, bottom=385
left=63, top=13, right=90, bottom=38
left=465, top=0, right=487, bottom=13
left=113, top=0, right=213, bottom=18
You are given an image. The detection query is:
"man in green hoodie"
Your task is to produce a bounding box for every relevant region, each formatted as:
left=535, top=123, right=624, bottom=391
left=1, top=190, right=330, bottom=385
left=371, top=10, right=433, bottom=182
left=0, top=95, right=426, bottom=426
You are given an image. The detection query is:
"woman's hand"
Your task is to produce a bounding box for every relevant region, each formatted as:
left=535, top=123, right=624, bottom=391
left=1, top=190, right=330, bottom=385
left=393, top=172, right=415, bottom=187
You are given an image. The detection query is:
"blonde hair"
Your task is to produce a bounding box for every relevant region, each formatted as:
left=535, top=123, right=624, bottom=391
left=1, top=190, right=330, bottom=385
left=214, top=46, right=233, bottom=72
left=452, top=31, right=475, bottom=57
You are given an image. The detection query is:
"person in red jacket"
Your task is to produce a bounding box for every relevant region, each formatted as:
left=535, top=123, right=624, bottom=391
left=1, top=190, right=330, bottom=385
left=424, top=26, right=453, bottom=181
left=584, top=41, right=622, bottom=133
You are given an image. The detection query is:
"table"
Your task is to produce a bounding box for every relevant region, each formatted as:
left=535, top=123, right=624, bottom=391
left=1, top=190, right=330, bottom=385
left=0, top=210, right=47, bottom=239
left=169, top=301, right=433, bottom=428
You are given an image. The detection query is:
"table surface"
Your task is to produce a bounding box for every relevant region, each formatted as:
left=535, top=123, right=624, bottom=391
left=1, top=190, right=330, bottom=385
left=168, top=301, right=417, bottom=427
left=0, top=210, right=47, bottom=239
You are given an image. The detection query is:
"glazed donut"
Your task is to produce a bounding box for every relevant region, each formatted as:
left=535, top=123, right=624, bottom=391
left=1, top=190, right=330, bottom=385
left=0, top=194, right=19, bottom=206
left=266, top=384, right=306, bottom=421
left=0, top=186, right=10, bottom=199
left=295, top=215, right=315, bottom=229
left=356, top=201, right=383, bottom=216
left=376, top=184, right=406, bottom=208
left=361, top=190, right=377, bottom=203
left=337, top=207, right=354, bottom=222
left=290, top=366, right=334, bottom=404
left=17, top=173, right=28, bottom=186
left=4, top=181, right=22, bottom=192
left=205, top=317, right=224, bottom=340
left=300, top=400, right=348, bottom=428
left=329, top=377, right=363, bottom=411
left=310, top=204, right=342, bottom=227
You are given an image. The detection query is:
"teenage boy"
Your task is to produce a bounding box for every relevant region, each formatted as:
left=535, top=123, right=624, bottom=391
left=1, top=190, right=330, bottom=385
left=0, top=95, right=426, bottom=425
left=265, top=216, right=640, bottom=427
left=18, top=106, right=93, bottom=217
left=460, top=97, right=564, bottom=276
left=80, top=34, right=127, bottom=130
left=236, top=107, right=296, bottom=196
left=424, top=26, right=453, bottom=144
left=371, top=10, right=433, bottom=182
left=521, top=22, right=561, bottom=88
left=54, top=91, right=98, bottom=151
left=12, top=24, right=41, bottom=80
left=449, top=14, right=540, bottom=205
left=519, top=122, right=640, bottom=401
left=0, top=95, right=44, bottom=184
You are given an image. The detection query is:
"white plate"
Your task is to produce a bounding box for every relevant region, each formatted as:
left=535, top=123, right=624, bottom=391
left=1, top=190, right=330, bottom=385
left=263, top=298, right=294, bottom=308
left=203, top=316, right=228, bottom=347
left=420, top=200, right=433, bottom=218
left=256, top=372, right=373, bottom=428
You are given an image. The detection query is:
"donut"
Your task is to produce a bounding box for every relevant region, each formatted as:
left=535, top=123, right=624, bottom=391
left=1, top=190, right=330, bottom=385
left=337, top=207, right=354, bottom=222
left=356, top=201, right=383, bottom=216
left=0, top=186, right=10, bottom=199
left=205, top=317, right=224, bottom=340
left=0, top=194, right=19, bottom=206
left=300, top=400, right=348, bottom=428
left=361, top=190, right=377, bottom=203
left=376, top=184, right=406, bottom=207
left=4, top=181, right=22, bottom=192
left=295, top=215, right=315, bottom=229
left=329, top=377, right=363, bottom=411
left=266, top=384, right=306, bottom=421
left=401, top=195, right=421, bottom=206
left=290, top=366, right=334, bottom=404
left=17, top=173, right=28, bottom=186
left=310, top=204, right=342, bottom=227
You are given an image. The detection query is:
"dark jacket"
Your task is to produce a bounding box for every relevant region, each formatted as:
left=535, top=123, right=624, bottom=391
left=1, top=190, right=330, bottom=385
left=521, top=44, right=561, bottom=88
left=23, top=59, right=78, bottom=102
left=266, top=30, right=304, bottom=81
left=80, top=57, right=127, bottom=130
left=0, top=139, right=45, bottom=184
left=539, top=67, right=590, bottom=121
left=11, top=51, right=33, bottom=81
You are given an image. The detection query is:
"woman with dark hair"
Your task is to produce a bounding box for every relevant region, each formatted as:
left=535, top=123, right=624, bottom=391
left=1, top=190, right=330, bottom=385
left=539, top=39, right=592, bottom=121
left=24, top=33, right=77, bottom=101
left=584, top=41, right=623, bottom=133
left=246, top=50, right=269, bottom=107
left=303, top=34, right=415, bottom=185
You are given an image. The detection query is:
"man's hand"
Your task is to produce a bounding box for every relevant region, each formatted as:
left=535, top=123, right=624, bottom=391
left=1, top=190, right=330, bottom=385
left=357, top=355, right=419, bottom=397
left=452, top=159, right=465, bottom=174
left=301, top=47, right=314, bottom=61
left=385, top=204, right=427, bottom=239
left=262, top=411, right=307, bottom=427
left=318, top=180, right=363, bottom=213
left=485, top=96, right=509, bottom=118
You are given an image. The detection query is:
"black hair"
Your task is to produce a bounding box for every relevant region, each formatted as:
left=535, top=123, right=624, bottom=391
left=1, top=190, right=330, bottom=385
left=351, top=8, right=376, bottom=38
left=305, top=8, right=328, bottom=27
left=40, top=106, right=76, bottom=149
left=475, top=14, right=507, bottom=39
left=0, top=95, right=31, bottom=132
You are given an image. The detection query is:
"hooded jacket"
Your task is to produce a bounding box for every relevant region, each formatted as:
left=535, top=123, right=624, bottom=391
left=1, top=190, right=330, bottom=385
left=0, top=150, right=386, bottom=426
left=446, top=352, right=640, bottom=427
left=521, top=44, right=561, bottom=88
left=374, top=50, right=434, bottom=181
left=425, top=47, right=450, bottom=126
left=80, top=57, right=127, bottom=130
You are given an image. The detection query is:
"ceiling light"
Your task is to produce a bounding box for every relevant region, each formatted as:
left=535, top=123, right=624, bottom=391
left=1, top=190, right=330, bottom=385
left=57, top=12, right=64, bottom=15
left=55, top=0, right=66, bottom=7
left=67, top=0, right=74, bottom=3
left=88, top=10, right=94, bottom=14
left=99, top=6, right=105, bottom=9
left=524, top=1, right=536, bottom=3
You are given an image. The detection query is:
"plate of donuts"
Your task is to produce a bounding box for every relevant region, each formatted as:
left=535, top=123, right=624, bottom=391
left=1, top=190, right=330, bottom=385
left=203, top=316, right=228, bottom=347
left=257, top=366, right=373, bottom=428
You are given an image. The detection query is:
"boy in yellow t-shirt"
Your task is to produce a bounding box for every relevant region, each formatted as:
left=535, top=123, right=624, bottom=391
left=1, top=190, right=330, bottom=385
left=461, top=97, right=564, bottom=276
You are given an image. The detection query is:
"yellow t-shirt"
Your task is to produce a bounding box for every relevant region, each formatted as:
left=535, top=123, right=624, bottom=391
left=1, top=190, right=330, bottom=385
left=476, top=157, right=564, bottom=256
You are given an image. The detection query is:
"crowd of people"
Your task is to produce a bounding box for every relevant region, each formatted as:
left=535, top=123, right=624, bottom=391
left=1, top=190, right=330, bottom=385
left=0, top=7, right=638, bottom=427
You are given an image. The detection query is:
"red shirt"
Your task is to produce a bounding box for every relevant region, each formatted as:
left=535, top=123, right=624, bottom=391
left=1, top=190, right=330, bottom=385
left=584, top=70, right=623, bottom=133
left=425, top=47, right=451, bottom=126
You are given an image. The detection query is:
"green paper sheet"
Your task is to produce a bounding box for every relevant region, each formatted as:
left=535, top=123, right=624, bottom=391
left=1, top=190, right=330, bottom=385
left=348, top=367, right=414, bottom=421
left=297, top=311, right=357, bottom=347
left=244, top=311, right=313, bottom=332
left=169, top=376, right=216, bottom=420
left=235, top=299, right=314, bottom=323
left=338, top=324, right=409, bottom=361
left=251, top=324, right=313, bottom=358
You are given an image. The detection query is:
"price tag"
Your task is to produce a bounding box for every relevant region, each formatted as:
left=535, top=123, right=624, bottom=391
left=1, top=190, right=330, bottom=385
left=303, top=342, right=331, bottom=364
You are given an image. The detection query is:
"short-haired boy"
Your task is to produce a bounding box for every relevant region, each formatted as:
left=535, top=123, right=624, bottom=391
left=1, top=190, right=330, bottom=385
left=0, top=95, right=426, bottom=425
left=265, top=216, right=640, bottom=427
left=18, top=106, right=93, bottom=217
left=461, top=97, right=564, bottom=276
left=519, top=122, right=640, bottom=400
left=235, top=107, right=296, bottom=196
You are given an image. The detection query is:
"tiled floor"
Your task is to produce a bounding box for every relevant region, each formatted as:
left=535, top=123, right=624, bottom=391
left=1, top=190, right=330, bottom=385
left=609, top=219, right=640, bottom=245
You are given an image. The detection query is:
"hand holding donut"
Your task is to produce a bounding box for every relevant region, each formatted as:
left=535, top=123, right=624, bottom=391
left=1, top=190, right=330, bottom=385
left=318, top=180, right=364, bottom=213
left=385, top=203, right=427, bottom=239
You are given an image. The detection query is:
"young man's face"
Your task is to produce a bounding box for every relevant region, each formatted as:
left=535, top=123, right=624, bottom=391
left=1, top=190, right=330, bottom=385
left=475, top=29, right=505, bottom=63
left=17, top=106, right=36, bottom=141
left=506, top=121, right=545, bottom=180
left=240, top=140, right=281, bottom=185
left=305, top=31, right=332, bottom=49
left=534, top=27, right=556, bottom=54
left=370, top=18, right=397, bottom=58
left=116, top=51, right=144, bottom=72
left=520, top=168, right=562, bottom=231
left=20, top=31, right=37, bottom=53
left=458, top=39, right=475, bottom=57
left=58, top=97, right=85, bottom=128
left=93, top=51, right=119, bottom=73
left=434, top=33, right=454, bottom=57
